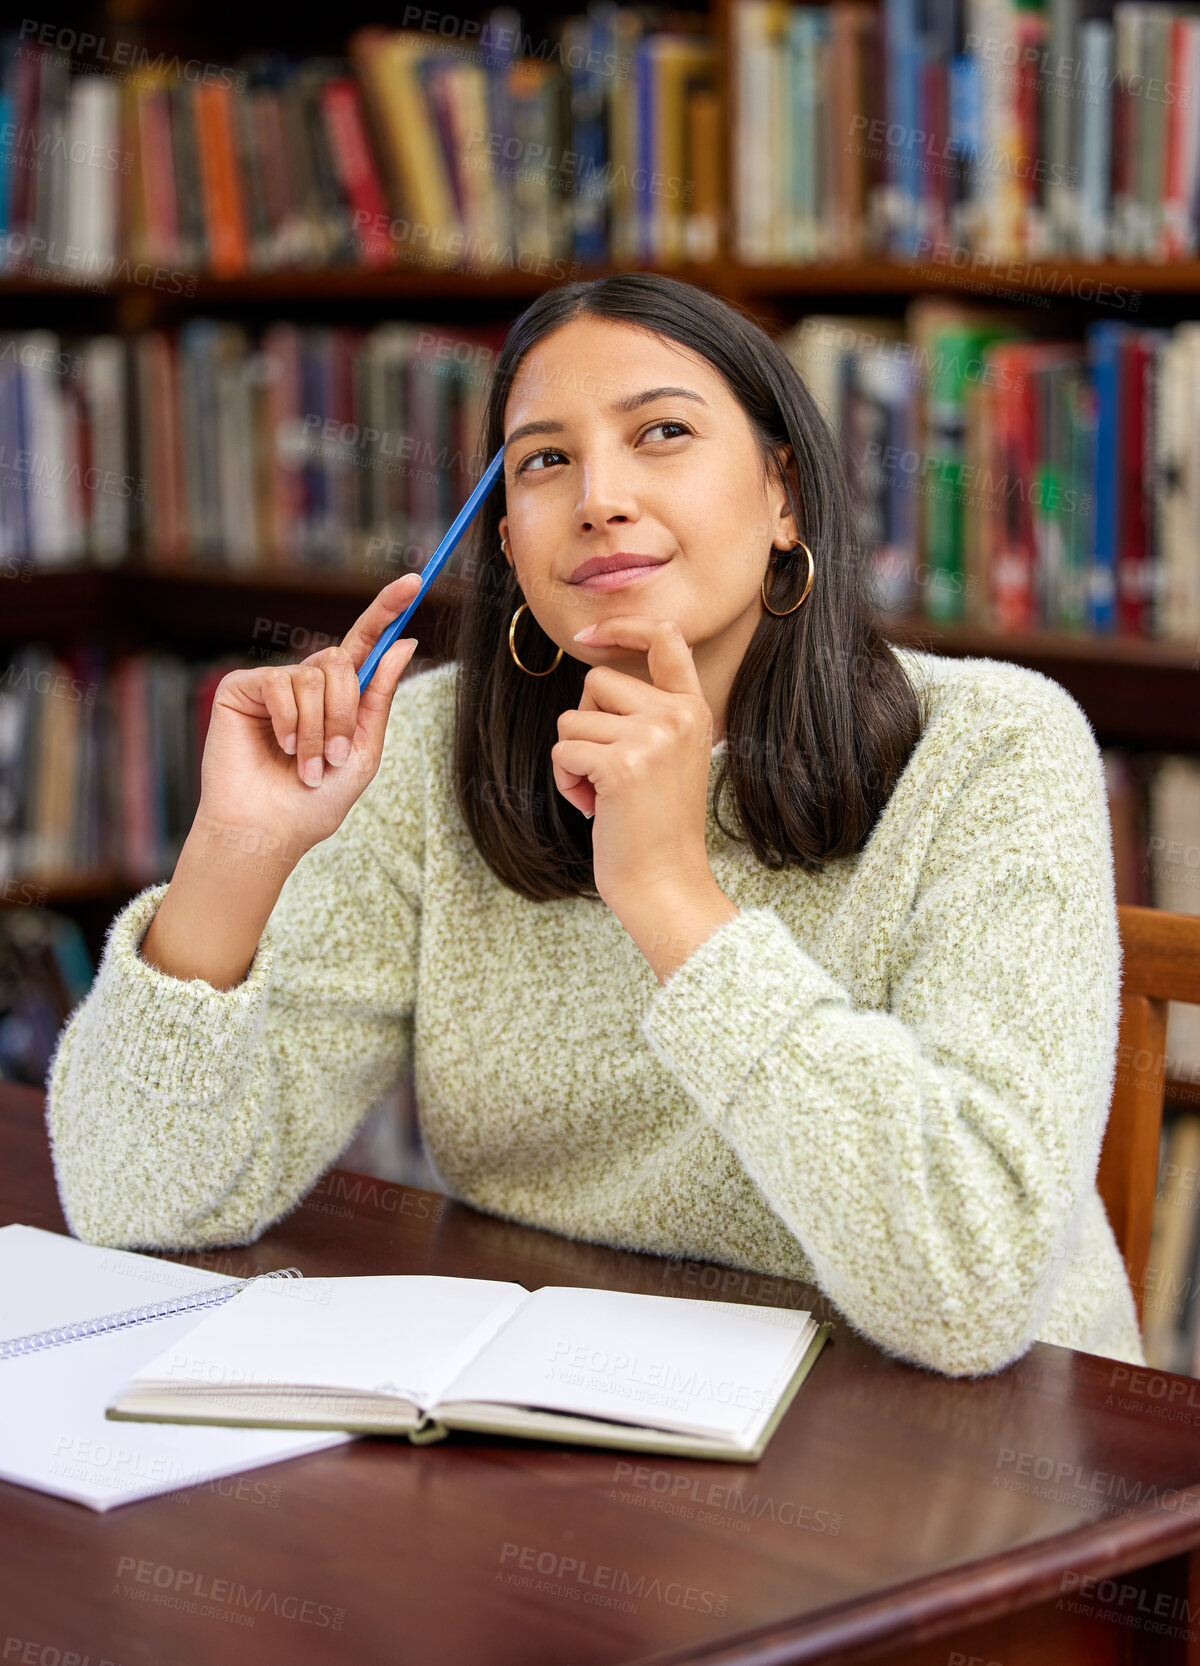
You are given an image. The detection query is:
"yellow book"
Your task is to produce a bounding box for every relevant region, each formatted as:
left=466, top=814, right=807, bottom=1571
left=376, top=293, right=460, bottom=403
left=349, top=26, right=464, bottom=268
left=610, top=9, right=644, bottom=263
left=686, top=87, right=721, bottom=262
left=653, top=38, right=714, bottom=266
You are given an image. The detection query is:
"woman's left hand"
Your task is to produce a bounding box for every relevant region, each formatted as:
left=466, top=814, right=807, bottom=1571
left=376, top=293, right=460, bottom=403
left=552, top=616, right=717, bottom=912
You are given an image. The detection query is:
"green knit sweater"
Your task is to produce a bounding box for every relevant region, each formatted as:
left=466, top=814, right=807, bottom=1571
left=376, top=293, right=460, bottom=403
left=44, top=647, right=1146, bottom=1377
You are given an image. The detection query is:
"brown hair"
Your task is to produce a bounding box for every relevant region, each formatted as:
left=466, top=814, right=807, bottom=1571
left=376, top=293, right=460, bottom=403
left=452, top=272, right=926, bottom=903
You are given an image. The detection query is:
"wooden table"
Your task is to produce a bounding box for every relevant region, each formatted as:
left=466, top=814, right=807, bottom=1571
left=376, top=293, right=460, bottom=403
left=4, top=1080, right=1200, bottom=1666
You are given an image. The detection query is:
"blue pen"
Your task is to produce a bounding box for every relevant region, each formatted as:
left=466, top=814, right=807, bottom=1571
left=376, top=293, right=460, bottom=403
left=357, top=444, right=507, bottom=692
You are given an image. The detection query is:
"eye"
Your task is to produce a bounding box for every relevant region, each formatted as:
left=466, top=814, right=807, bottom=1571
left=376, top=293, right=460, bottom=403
left=641, top=419, right=692, bottom=443
left=514, top=420, right=692, bottom=476
left=515, top=447, right=568, bottom=475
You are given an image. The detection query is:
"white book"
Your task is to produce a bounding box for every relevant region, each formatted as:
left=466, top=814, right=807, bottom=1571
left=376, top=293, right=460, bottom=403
left=82, top=337, right=130, bottom=566
left=734, top=0, right=773, bottom=264
left=1148, top=758, right=1200, bottom=1089
left=0, top=1225, right=353, bottom=1512
left=65, top=76, right=119, bottom=273
left=21, top=332, right=74, bottom=567
left=108, top=1272, right=832, bottom=1463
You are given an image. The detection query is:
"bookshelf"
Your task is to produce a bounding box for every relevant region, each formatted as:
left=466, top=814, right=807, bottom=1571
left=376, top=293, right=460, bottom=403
left=6, top=564, right=1199, bottom=749
left=2, top=2, right=1198, bottom=1157
left=7, top=255, right=1200, bottom=306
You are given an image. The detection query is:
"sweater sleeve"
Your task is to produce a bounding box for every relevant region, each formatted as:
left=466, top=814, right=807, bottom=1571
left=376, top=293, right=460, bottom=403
left=43, top=673, right=431, bottom=1252
left=639, top=680, right=1124, bottom=1377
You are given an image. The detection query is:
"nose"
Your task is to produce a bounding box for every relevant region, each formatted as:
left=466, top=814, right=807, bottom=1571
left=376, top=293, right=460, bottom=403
left=572, top=447, right=639, bottom=536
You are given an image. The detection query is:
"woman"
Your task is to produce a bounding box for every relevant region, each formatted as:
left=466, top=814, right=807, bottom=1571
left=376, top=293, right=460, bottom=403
left=44, top=273, right=1145, bottom=1377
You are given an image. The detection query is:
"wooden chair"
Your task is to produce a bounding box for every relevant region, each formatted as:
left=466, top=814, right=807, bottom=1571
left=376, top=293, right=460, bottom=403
left=1097, top=905, right=1200, bottom=1326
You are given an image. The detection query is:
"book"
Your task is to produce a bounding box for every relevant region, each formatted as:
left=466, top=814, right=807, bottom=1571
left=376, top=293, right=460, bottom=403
left=1142, top=1113, right=1200, bottom=1368
left=0, top=1225, right=352, bottom=1512
left=106, top=1273, right=833, bottom=1463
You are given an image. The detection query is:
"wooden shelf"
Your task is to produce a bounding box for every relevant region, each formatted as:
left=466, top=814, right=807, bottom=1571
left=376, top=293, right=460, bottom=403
left=732, top=258, right=1200, bottom=301
left=3, top=562, right=469, bottom=660
left=5, top=256, right=1200, bottom=309
left=0, top=567, right=110, bottom=640
left=885, top=616, right=1200, bottom=671
left=6, top=867, right=135, bottom=904
left=7, top=567, right=1199, bottom=749
left=1167, top=1076, right=1200, bottom=1114
left=886, top=616, right=1200, bottom=750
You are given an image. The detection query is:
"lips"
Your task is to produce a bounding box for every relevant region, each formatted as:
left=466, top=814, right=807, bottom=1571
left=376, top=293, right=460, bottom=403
left=569, top=553, right=670, bottom=584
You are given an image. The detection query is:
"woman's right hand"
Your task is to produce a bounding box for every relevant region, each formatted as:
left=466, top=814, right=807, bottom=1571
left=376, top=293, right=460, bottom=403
left=195, top=573, right=424, bottom=859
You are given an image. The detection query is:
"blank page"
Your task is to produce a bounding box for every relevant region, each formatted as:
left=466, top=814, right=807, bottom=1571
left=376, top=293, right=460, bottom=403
left=435, top=1286, right=814, bottom=1445
left=128, top=1275, right=530, bottom=1410
left=0, top=1224, right=352, bottom=1512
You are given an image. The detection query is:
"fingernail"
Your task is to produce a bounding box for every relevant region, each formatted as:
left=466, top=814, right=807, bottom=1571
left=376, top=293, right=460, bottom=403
left=583, top=810, right=594, bottom=820
left=283, top=733, right=297, bottom=755
left=326, top=737, right=351, bottom=766
left=303, top=757, right=323, bottom=786
left=573, top=625, right=598, bottom=640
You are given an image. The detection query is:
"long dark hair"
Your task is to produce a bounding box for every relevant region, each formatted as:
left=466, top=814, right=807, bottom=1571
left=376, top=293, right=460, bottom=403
left=452, top=272, right=927, bottom=903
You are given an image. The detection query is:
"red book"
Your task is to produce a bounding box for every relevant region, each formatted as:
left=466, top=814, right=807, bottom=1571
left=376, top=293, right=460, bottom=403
left=1162, top=18, right=1191, bottom=259
left=988, top=343, right=1036, bottom=632
left=1014, top=11, right=1045, bottom=254
left=10, top=44, right=42, bottom=239
left=251, top=89, right=291, bottom=265
left=320, top=78, right=395, bottom=268
left=192, top=83, right=249, bottom=276
left=262, top=323, right=304, bottom=568
left=137, top=86, right=180, bottom=267
left=919, top=56, right=949, bottom=249
left=1116, top=333, right=1155, bottom=636
left=114, top=657, right=154, bottom=883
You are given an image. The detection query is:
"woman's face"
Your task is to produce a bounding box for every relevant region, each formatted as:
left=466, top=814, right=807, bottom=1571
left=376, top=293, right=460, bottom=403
left=496, top=318, right=800, bottom=676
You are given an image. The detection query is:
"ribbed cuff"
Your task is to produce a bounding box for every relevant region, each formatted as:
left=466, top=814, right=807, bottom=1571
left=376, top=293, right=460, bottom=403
left=97, top=882, right=276, bottom=1097
left=639, top=906, right=849, bottom=1128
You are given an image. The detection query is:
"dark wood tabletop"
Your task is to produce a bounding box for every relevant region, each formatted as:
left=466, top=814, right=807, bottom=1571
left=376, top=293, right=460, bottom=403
left=4, top=1079, right=1200, bottom=1666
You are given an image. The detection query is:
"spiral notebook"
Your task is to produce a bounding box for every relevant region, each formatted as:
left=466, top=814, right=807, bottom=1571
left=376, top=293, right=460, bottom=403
left=0, top=1224, right=353, bottom=1512
left=104, top=1273, right=833, bottom=1462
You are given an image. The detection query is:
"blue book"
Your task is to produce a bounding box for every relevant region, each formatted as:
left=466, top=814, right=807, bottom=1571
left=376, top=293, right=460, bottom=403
left=483, top=7, right=520, bottom=254
left=636, top=36, right=653, bottom=261
left=948, top=51, right=980, bottom=246
left=886, top=0, right=921, bottom=254
left=1078, top=21, right=1112, bottom=257
left=0, top=36, right=16, bottom=242
left=566, top=8, right=610, bottom=263
left=2, top=353, right=32, bottom=558
left=1086, top=321, right=1124, bottom=633
left=789, top=10, right=820, bottom=259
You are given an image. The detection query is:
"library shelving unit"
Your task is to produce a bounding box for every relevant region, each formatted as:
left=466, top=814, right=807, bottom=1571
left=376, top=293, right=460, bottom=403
left=4, top=1, right=1198, bottom=1074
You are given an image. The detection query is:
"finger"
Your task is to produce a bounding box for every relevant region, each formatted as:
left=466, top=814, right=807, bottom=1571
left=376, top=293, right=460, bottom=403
left=550, top=737, right=601, bottom=818
left=552, top=710, right=621, bottom=808
left=313, top=646, right=359, bottom=767
left=291, top=662, right=330, bottom=788
left=259, top=666, right=299, bottom=755
left=341, top=574, right=423, bottom=668
left=574, top=617, right=700, bottom=698
left=556, top=710, right=625, bottom=744
left=353, top=636, right=418, bottom=761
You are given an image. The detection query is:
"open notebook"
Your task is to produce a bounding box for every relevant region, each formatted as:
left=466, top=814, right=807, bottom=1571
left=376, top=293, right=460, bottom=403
left=0, top=1224, right=353, bottom=1511
left=107, top=1275, right=833, bottom=1462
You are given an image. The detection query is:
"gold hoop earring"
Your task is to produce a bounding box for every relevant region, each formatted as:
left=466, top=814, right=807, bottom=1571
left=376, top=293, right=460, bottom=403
left=762, top=540, right=814, bottom=616
left=509, top=601, right=563, bottom=676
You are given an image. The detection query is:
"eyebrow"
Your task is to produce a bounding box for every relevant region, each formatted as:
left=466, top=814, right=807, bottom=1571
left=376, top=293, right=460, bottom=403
left=503, top=386, right=709, bottom=450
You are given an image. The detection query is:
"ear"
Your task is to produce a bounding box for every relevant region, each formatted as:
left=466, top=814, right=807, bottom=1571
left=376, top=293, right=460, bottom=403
left=771, top=445, right=801, bottom=547
left=498, top=513, right=511, bottom=567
